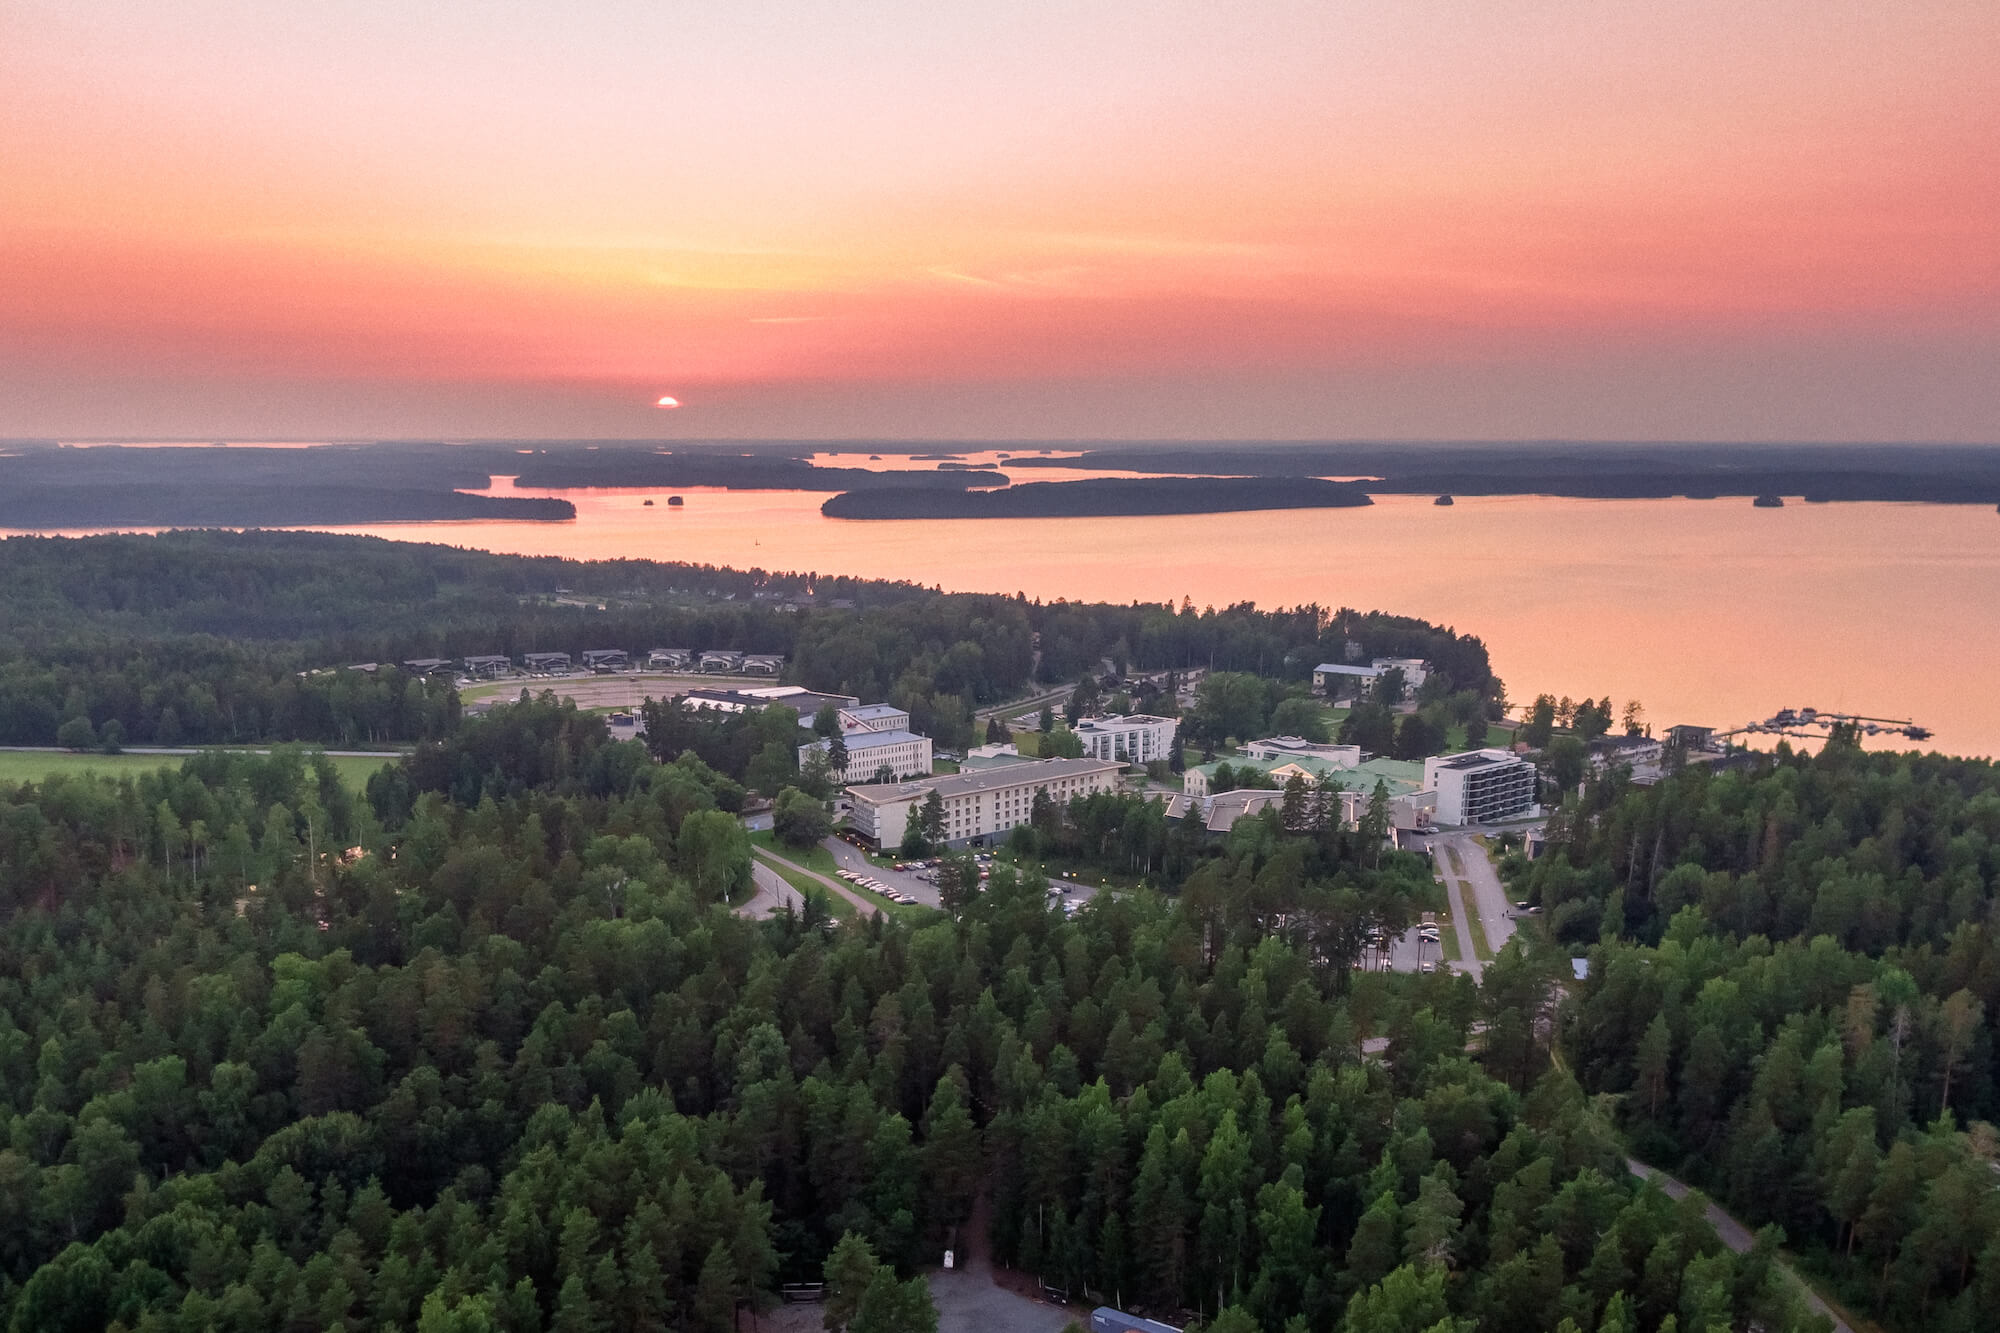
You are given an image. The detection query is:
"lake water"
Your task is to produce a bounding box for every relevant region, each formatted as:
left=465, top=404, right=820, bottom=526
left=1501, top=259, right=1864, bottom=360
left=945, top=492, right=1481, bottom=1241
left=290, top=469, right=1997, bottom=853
left=287, top=453, right=2000, bottom=759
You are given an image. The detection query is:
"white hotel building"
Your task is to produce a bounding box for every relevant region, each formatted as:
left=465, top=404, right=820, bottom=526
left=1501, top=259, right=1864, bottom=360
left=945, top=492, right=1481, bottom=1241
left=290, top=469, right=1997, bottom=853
left=798, top=703, right=934, bottom=783
left=844, top=758, right=1124, bottom=850
left=1072, top=713, right=1179, bottom=765
left=1422, top=749, right=1540, bottom=826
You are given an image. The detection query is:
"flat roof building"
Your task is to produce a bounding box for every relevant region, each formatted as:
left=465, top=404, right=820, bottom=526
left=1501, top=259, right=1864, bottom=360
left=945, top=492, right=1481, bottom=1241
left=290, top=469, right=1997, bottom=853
left=801, top=727, right=933, bottom=785
left=682, top=686, right=858, bottom=717
left=1244, top=736, right=1361, bottom=765
left=1423, top=748, right=1539, bottom=826
left=845, top=758, right=1123, bottom=850
left=1312, top=657, right=1430, bottom=695
left=840, top=703, right=910, bottom=734
left=1072, top=713, right=1178, bottom=766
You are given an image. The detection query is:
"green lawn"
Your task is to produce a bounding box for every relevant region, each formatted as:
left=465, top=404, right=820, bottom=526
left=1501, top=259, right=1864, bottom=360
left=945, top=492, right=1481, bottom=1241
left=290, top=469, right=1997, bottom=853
left=748, top=829, right=840, bottom=873
left=750, top=833, right=934, bottom=920
left=0, top=750, right=394, bottom=794
left=756, top=856, right=855, bottom=919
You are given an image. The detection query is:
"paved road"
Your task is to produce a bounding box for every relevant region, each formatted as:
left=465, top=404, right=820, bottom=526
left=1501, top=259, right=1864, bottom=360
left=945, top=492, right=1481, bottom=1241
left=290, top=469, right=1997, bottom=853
left=973, top=684, right=1073, bottom=725
left=733, top=860, right=800, bottom=920
left=823, top=838, right=944, bottom=908
left=1430, top=847, right=1485, bottom=982
left=1626, top=1158, right=1850, bottom=1333
left=749, top=848, right=878, bottom=916
left=1444, top=835, right=1518, bottom=955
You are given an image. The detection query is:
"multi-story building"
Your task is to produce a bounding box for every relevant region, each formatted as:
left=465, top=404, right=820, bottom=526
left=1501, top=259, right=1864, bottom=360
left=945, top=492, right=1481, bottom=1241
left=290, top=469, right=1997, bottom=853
left=839, top=703, right=910, bottom=734
left=1423, top=749, right=1539, bottom=825
left=1243, top=736, right=1361, bottom=765
left=1072, top=713, right=1178, bottom=765
left=1312, top=657, right=1430, bottom=695
left=682, top=685, right=856, bottom=716
left=844, top=758, right=1124, bottom=850
left=801, top=727, right=933, bottom=785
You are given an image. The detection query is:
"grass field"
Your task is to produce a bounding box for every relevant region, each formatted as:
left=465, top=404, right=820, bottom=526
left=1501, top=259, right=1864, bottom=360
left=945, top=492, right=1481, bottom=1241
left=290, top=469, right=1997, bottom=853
left=756, top=857, right=856, bottom=919
left=749, top=832, right=934, bottom=920
left=0, top=750, right=396, bottom=794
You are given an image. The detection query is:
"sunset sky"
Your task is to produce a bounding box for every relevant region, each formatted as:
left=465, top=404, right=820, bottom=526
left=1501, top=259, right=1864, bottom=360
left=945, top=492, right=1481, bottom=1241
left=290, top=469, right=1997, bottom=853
left=3, top=1, right=1996, bottom=441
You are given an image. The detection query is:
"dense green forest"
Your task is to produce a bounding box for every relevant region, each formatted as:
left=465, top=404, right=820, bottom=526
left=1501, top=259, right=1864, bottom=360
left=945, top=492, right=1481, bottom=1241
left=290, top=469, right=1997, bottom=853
left=0, top=531, right=1497, bottom=752
left=1515, top=740, right=2000, bottom=1329
left=0, top=697, right=1835, bottom=1332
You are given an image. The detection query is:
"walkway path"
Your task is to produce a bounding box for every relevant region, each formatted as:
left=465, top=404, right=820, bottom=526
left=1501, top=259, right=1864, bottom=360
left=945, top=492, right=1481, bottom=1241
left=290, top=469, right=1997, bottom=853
left=1625, top=1158, right=1851, bottom=1333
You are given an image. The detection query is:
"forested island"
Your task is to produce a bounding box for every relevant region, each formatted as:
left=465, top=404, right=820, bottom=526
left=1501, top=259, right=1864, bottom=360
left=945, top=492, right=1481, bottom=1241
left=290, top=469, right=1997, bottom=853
left=12, top=440, right=1998, bottom=530
left=998, top=442, right=2000, bottom=506
left=508, top=452, right=1007, bottom=492
left=0, top=446, right=577, bottom=527
left=821, top=477, right=1373, bottom=519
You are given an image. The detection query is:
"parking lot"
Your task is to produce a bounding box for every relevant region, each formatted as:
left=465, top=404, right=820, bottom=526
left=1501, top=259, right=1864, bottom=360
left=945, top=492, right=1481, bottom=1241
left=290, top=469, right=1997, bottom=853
left=821, top=838, right=1101, bottom=914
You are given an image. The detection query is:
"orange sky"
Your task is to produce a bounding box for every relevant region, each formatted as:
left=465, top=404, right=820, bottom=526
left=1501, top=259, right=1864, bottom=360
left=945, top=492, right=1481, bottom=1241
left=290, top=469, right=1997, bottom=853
left=3, top=1, right=1996, bottom=440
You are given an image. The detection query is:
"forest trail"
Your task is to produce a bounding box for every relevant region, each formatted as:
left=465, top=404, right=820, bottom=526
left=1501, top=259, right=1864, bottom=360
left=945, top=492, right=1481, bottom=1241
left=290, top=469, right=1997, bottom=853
left=1625, top=1158, right=1853, bottom=1333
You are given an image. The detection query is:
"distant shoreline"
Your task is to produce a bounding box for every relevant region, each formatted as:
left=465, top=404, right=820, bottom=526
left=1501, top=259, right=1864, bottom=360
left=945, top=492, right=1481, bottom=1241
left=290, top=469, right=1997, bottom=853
left=821, top=475, right=1373, bottom=519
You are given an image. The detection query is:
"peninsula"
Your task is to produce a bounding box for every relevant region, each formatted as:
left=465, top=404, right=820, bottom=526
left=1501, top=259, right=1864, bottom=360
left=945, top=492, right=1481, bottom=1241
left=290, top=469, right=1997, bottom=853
left=820, top=475, right=1373, bottom=518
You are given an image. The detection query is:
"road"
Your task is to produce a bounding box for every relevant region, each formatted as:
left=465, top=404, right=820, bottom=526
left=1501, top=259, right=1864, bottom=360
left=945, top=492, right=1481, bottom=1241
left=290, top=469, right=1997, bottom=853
left=1443, top=834, right=1518, bottom=955
left=1429, top=846, right=1486, bottom=982
left=1625, top=1158, right=1850, bottom=1333
left=749, top=848, right=879, bottom=916
left=973, top=684, right=1073, bottom=726
left=733, top=860, right=802, bottom=920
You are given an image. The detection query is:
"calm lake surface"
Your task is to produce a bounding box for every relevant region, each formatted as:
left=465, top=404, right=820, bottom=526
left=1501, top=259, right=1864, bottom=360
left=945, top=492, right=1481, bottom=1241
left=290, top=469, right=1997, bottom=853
left=296, top=452, right=2000, bottom=760
left=17, top=449, right=1999, bottom=757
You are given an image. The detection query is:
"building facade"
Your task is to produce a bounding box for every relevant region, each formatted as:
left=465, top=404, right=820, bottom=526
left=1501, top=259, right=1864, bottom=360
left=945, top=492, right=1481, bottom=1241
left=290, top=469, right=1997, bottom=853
left=1072, top=713, right=1178, bottom=765
left=1312, top=657, right=1431, bottom=695
left=1243, top=736, right=1362, bottom=765
left=1423, top=749, right=1540, bottom=825
left=844, top=758, right=1124, bottom=850
left=800, top=728, right=934, bottom=785
left=839, top=703, right=910, bottom=734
